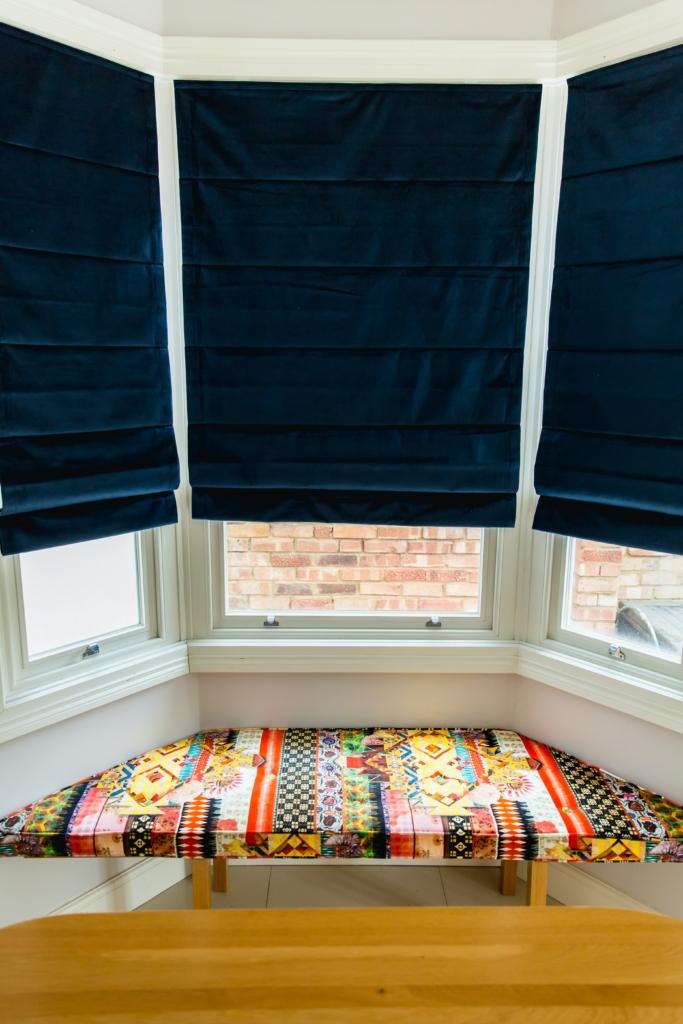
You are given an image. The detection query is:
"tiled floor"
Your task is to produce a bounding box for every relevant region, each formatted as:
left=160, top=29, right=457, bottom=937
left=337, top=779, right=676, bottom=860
left=137, top=863, right=562, bottom=911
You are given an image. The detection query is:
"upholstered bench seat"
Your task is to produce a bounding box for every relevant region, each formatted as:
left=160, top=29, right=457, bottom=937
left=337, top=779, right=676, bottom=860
left=2, top=728, right=681, bottom=906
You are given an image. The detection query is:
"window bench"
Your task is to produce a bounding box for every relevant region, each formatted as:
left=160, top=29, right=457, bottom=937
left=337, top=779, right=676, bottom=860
left=2, top=728, right=680, bottom=911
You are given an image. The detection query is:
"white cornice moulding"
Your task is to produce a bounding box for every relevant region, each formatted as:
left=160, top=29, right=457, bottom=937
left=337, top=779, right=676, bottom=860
left=163, top=38, right=557, bottom=83
left=0, top=641, right=189, bottom=744
left=3, top=0, right=683, bottom=81
left=556, top=0, right=683, bottom=78
left=0, top=0, right=162, bottom=72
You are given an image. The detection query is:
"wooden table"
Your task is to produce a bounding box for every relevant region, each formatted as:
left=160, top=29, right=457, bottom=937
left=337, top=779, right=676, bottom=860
left=3, top=906, right=683, bottom=1021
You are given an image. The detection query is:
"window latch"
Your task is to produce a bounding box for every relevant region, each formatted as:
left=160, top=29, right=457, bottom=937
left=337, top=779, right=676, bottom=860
left=608, top=644, right=625, bottom=660
left=83, top=643, right=100, bottom=658
left=426, top=615, right=441, bottom=628
left=264, top=615, right=280, bottom=628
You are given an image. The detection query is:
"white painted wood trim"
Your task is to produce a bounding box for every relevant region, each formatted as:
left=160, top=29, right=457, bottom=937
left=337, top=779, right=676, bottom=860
left=0, top=0, right=162, bottom=72
left=513, top=80, right=567, bottom=644
left=519, top=642, right=683, bottom=736
left=163, top=37, right=557, bottom=83
left=155, top=76, right=192, bottom=643
left=556, top=0, right=683, bottom=79
left=0, top=641, right=189, bottom=744
left=3, top=0, right=683, bottom=82
left=2, top=0, right=683, bottom=752
left=188, top=638, right=520, bottom=675
left=188, top=635, right=683, bottom=734
left=51, top=858, right=191, bottom=915
left=516, top=861, right=657, bottom=914
left=48, top=850, right=656, bottom=917
left=4, top=633, right=683, bottom=744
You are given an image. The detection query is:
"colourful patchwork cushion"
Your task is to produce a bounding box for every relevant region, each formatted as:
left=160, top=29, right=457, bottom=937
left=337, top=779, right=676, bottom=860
left=1, top=728, right=682, bottom=862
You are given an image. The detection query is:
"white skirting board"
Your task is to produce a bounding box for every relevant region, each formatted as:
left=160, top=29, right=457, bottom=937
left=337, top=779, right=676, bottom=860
left=51, top=858, right=191, bottom=916
left=50, top=856, right=655, bottom=916
left=516, top=861, right=655, bottom=914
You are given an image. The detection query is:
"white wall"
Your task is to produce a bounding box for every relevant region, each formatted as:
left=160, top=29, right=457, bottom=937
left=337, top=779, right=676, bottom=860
left=0, top=674, right=198, bottom=927
left=199, top=672, right=516, bottom=729
left=513, top=677, right=683, bottom=805
left=3, top=670, right=682, bottom=922
left=511, top=676, right=683, bottom=919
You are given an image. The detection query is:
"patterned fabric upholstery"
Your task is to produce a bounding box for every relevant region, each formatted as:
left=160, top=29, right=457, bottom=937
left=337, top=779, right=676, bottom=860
left=2, top=728, right=682, bottom=862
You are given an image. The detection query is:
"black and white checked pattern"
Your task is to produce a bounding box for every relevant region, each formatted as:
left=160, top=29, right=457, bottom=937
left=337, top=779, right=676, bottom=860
left=273, top=728, right=317, bottom=832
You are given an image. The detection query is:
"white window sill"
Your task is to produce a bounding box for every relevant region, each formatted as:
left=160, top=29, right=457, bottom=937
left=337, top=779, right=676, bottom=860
left=0, top=640, right=189, bottom=743
left=188, top=636, right=683, bottom=736
left=4, top=634, right=683, bottom=744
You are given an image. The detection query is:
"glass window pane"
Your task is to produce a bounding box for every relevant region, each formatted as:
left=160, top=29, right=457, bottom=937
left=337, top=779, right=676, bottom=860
left=564, top=538, right=683, bottom=660
left=225, top=522, right=482, bottom=614
left=20, top=533, right=141, bottom=657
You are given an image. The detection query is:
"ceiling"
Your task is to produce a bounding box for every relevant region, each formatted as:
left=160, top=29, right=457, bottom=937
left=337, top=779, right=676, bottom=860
left=75, top=0, right=667, bottom=41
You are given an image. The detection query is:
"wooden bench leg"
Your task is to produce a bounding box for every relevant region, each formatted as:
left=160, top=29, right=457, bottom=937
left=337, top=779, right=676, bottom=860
left=213, top=858, right=229, bottom=893
left=526, top=861, right=548, bottom=907
left=192, top=859, right=212, bottom=909
left=500, top=859, right=518, bottom=896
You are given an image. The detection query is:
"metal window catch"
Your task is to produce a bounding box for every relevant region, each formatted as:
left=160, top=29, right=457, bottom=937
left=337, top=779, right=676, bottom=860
left=426, top=615, right=441, bottom=628
left=83, top=643, right=100, bottom=658
left=608, top=644, right=625, bottom=660
left=264, top=615, right=280, bottom=628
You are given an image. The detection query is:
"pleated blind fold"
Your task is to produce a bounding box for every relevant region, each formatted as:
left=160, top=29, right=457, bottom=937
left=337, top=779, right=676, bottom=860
left=177, top=82, right=541, bottom=527
left=0, top=24, right=179, bottom=555
left=534, top=45, right=683, bottom=555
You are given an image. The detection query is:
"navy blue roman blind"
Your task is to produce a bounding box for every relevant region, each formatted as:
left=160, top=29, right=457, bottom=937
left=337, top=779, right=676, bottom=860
left=534, top=45, right=683, bottom=555
left=0, top=24, right=179, bottom=555
left=176, top=83, right=541, bottom=527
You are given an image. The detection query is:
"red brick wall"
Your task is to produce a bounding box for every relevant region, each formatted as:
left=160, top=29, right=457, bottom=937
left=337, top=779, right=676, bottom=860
left=569, top=539, right=683, bottom=634
left=226, top=523, right=481, bottom=613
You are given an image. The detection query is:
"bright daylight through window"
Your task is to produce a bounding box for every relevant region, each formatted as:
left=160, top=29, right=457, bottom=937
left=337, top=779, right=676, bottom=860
left=225, top=523, right=482, bottom=614
left=20, top=533, right=141, bottom=657
left=565, top=538, right=683, bottom=660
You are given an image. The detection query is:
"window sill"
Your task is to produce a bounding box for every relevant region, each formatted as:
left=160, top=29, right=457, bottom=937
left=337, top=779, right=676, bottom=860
left=4, top=634, right=682, bottom=745
left=187, top=635, right=518, bottom=674
left=0, top=639, right=189, bottom=743
left=519, top=640, right=683, bottom=735
left=187, top=636, right=683, bottom=736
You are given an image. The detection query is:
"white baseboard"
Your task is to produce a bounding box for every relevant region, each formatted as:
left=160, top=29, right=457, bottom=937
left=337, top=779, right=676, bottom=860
left=517, top=860, right=656, bottom=913
left=229, top=857, right=501, bottom=867
left=50, top=858, right=191, bottom=915
left=48, top=855, right=656, bottom=916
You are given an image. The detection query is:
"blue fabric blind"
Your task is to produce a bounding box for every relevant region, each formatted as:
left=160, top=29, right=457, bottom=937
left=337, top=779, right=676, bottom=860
left=534, top=45, right=683, bottom=555
left=176, top=82, right=541, bottom=527
left=0, top=24, right=179, bottom=555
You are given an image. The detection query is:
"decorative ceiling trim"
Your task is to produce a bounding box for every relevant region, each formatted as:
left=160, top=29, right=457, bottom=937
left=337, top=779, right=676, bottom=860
left=556, top=0, right=683, bottom=78
left=1, top=0, right=682, bottom=80
left=0, top=0, right=162, bottom=72
left=163, top=37, right=557, bottom=83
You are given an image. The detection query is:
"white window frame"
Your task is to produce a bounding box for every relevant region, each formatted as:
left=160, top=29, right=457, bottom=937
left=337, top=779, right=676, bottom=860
left=219, top=521, right=496, bottom=631
left=3, top=0, right=683, bottom=737
left=196, top=519, right=505, bottom=634
left=0, top=522, right=187, bottom=742
left=546, top=534, right=683, bottom=681
left=1, top=531, right=155, bottom=697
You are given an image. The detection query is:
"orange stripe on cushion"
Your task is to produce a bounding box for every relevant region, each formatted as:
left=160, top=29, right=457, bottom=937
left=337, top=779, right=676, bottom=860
left=247, top=728, right=284, bottom=836
left=522, top=736, right=593, bottom=837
